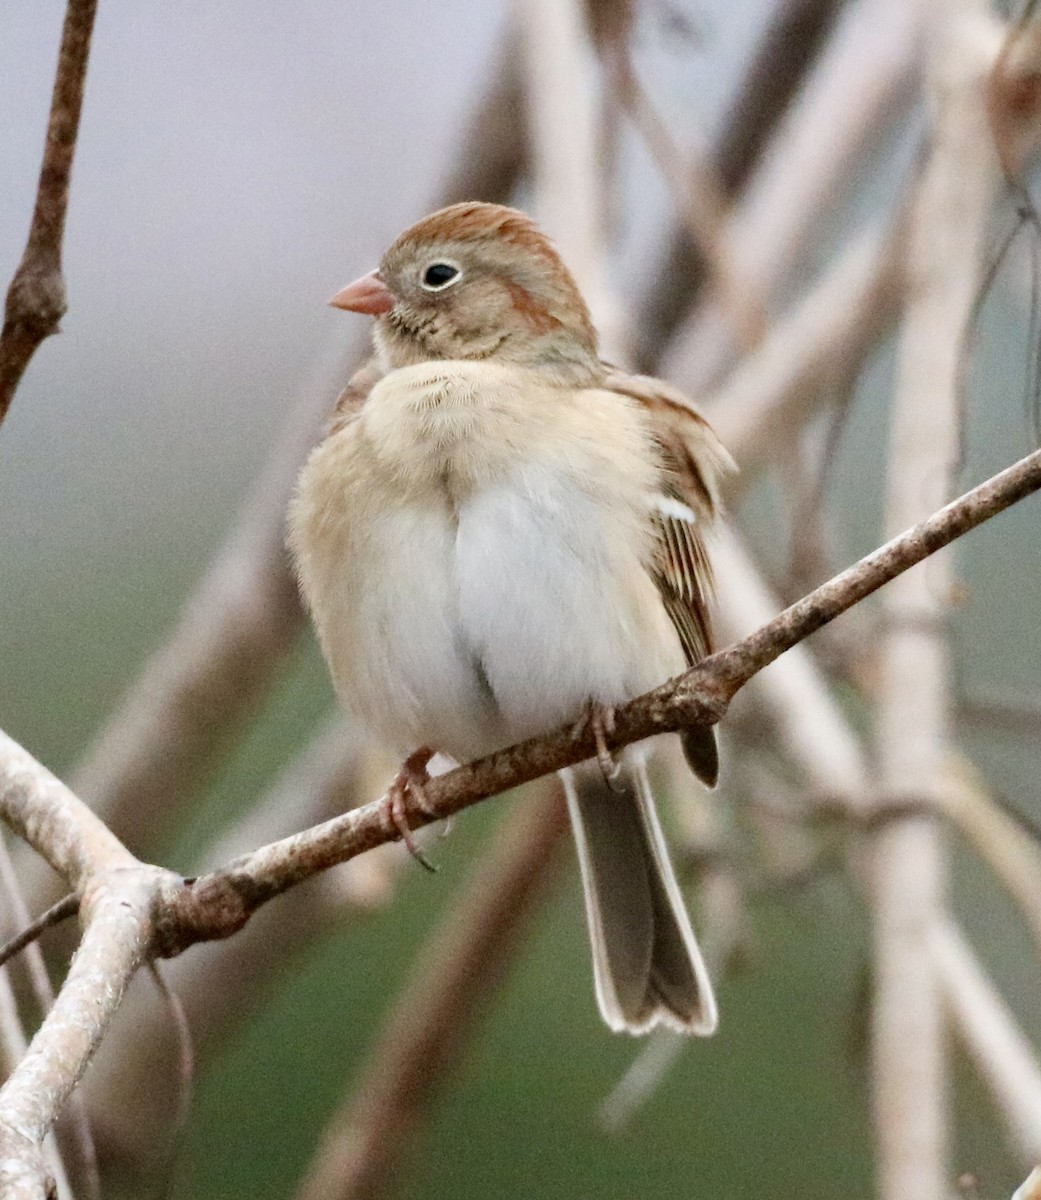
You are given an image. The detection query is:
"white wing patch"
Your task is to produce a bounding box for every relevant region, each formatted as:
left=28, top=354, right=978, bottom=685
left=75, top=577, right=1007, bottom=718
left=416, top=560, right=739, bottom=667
left=655, top=495, right=698, bottom=525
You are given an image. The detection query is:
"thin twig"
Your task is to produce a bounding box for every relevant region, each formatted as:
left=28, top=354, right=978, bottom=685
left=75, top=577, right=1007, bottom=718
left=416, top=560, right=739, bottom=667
left=145, top=964, right=195, bottom=1200
left=165, top=441, right=1041, bottom=942
left=0, top=0, right=98, bottom=429
left=0, top=897, right=78, bottom=973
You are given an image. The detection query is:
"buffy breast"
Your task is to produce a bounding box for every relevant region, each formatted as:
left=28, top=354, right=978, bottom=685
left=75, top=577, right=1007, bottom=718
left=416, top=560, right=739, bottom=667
left=291, top=361, right=683, bottom=761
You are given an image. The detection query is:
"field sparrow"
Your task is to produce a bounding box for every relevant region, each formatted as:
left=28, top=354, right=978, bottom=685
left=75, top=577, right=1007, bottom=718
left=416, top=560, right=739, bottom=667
left=289, top=202, right=734, bottom=1035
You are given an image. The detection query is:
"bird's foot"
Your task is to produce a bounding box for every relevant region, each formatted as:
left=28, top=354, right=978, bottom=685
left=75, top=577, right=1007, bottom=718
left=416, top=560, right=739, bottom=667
left=381, top=747, right=439, bottom=872
left=585, top=703, right=626, bottom=792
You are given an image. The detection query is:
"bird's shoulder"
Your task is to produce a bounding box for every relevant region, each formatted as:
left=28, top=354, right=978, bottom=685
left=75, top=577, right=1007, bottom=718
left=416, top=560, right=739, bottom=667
left=598, top=365, right=735, bottom=519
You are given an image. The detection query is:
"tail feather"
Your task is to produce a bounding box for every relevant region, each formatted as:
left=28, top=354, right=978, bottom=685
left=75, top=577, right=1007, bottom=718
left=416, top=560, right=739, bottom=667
left=562, top=757, right=717, bottom=1035
left=681, top=727, right=719, bottom=789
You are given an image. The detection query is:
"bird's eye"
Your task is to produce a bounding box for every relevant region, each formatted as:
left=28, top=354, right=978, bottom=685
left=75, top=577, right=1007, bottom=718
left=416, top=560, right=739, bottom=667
left=421, top=262, right=461, bottom=291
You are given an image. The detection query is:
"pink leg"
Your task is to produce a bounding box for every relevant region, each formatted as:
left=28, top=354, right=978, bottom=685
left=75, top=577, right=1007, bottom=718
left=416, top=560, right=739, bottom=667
left=579, top=703, right=624, bottom=791
left=380, top=747, right=439, bottom=872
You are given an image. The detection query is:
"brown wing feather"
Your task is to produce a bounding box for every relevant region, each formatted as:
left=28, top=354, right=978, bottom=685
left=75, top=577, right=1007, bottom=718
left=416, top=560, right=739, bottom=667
left=602, top=368, right=736, bottom=787
left=601, top=366, right=734, bottom=664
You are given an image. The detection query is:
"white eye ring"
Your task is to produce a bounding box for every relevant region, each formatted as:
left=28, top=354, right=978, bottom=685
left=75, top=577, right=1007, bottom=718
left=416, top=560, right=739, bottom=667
left=420, top=261, right=463, bottom=291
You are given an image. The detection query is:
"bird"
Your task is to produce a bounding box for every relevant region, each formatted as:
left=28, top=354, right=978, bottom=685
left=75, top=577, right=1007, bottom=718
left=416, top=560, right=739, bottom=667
left=288, top=201, right=734, bottom=1035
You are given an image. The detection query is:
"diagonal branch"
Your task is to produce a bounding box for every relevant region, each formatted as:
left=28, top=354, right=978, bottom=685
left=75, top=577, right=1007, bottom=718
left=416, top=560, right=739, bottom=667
left=0, top=0, right=98, bottom=429
left=167, top=442, right=1041, bottom=943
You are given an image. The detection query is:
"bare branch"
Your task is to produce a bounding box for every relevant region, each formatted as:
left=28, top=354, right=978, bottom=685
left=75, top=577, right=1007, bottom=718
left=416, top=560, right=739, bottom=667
left=635, top=0, right=847, bottom=365
left=661, top=0, right=924, bottom=392
left=932, top=921, right=1041, bottom=1163
left=0, top=0, right=98, bottom=429
left=869, top=10, right=1003, bottom=1199
left=8, top=444, right=1040, bottom=954
left=165, top=441, right=1041, bottom=942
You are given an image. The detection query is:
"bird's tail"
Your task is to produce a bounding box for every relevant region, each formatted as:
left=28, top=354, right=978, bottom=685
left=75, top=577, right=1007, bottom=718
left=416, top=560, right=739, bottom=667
left=561, top=756, right=717, bottom=1035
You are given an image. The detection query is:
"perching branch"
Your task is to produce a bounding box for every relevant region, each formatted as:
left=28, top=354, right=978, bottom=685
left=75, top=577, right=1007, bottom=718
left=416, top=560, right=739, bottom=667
left=3, top=449, right=1039, bottom=946
left=164, top=440, right=1041, bottom=947
left=0, top=0, right=98, bottom=429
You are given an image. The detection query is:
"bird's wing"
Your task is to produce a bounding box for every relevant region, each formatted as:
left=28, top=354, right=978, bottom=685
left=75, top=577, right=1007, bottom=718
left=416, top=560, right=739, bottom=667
left=602, top=366, right=735, bottom=663
left=602, top=368, right=736, bottom=785
left=326, top=357, right=385, bottom=436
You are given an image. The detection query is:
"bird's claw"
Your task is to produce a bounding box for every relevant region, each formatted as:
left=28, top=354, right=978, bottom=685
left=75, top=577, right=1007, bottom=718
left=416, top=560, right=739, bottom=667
left=588, top=704, right=626, bottom=793
left=381, top=747, right=439, bottom=872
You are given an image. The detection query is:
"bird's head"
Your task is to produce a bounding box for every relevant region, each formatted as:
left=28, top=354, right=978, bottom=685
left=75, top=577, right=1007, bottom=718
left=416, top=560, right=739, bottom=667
left=330, top=202, right=600, bottom=381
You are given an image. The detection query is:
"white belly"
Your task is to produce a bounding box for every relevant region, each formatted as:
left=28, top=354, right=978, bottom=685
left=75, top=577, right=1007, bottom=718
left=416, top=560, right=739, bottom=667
left=453, top=462, right=679, bottom=742
left=319, top=467, right=680, bottom=762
